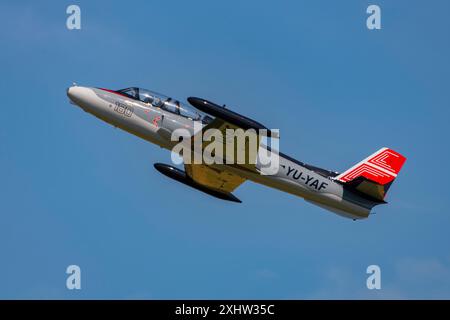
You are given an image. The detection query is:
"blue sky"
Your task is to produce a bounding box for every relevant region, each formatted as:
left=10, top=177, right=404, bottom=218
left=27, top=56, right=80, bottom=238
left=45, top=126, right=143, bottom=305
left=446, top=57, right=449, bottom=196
left=1, top=0, right=449, bottom=299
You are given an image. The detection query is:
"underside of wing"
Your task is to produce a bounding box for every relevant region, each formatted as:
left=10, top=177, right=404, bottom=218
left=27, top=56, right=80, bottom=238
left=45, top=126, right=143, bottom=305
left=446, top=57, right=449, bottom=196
left=186, top=97, right=280, bottom=173
left=190, top=117, right=262, bottom=172
left=159, top=96, right=277, bottom=202
left=184, top=163, right=246, bottom=194
left=207, top=118, right=261, bottom=169
left=154, top=163, right=243, bottom=202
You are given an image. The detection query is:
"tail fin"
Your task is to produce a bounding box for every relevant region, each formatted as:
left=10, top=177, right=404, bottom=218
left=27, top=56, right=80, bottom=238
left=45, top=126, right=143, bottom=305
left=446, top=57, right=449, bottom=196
left=334, top=147, right=406, bottom=201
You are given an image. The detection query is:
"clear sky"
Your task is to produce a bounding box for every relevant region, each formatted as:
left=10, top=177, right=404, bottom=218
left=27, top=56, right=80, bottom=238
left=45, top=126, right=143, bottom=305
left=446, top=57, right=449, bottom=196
left=1, top=0, right=449, bottom=299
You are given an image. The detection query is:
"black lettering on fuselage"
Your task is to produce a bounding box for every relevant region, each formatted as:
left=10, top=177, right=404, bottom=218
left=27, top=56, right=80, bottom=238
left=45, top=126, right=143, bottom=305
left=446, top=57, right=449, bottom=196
left=292, top=170, right=303, bottom=180
left=287, top=166, right=295, bottom=177
left=284, top=165, right=328, bottom=192
left=318, top=182, right=328, bottom=191
left=310, top=179, right=319, bottom=189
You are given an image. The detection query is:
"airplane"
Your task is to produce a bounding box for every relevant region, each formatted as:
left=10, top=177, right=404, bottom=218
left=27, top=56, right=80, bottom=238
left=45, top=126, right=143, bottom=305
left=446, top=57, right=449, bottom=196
left=67, top=85, right=406, bottom=220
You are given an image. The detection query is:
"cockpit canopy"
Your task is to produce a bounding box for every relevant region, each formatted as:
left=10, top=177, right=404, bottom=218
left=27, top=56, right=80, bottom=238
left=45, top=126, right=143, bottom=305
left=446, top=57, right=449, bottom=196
left=117, top=87, right=212, bottom=123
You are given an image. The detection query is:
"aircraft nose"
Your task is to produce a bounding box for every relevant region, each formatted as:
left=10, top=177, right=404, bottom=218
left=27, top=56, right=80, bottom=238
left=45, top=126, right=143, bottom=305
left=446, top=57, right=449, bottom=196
left=66, top=85, right=95, bottom=108
left=67, top=86, right=80, bottom=104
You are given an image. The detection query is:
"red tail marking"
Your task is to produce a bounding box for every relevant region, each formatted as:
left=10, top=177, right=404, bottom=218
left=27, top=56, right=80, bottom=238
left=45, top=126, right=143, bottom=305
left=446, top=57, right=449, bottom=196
left=336, top=148, right=406, bottom=185
left=368, top=149, right=405, bottom=174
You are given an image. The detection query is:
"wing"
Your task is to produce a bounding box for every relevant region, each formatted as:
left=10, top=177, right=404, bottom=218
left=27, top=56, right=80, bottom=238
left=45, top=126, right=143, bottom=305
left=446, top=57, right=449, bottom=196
left=180, top=97, right=276, bottom=200
left=198, top=117, right=261, bottom=171
left=184, top=163, right=246, bottom=193
left=188, top=96, right=277, bottom=172
left=182, top=117, right=251, bottom=199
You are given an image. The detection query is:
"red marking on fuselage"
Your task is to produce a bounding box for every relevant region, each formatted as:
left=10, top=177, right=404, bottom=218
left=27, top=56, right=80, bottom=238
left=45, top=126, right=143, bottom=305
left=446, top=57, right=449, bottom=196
left=152, top=116, right=161, bottom=128
left=98, top=88, right=129, bottom=98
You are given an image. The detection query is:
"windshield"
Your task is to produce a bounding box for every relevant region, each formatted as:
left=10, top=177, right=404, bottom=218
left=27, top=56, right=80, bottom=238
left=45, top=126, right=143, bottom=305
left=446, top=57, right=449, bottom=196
left=118, top=87, right=139, bottom=99
left=117, top=87, right=212, bottom=123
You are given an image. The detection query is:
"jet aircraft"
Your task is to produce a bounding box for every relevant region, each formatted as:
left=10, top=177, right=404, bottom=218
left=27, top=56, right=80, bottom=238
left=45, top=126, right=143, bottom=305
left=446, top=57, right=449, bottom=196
left=67, top=85, right=406, bottom=219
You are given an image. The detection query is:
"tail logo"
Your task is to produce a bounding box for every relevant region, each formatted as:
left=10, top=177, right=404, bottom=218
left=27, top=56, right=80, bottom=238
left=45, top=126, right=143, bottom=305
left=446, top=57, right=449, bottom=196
left=368, top=149, right=405, bottom=174
left=335, top=148, right=406, bottom=185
